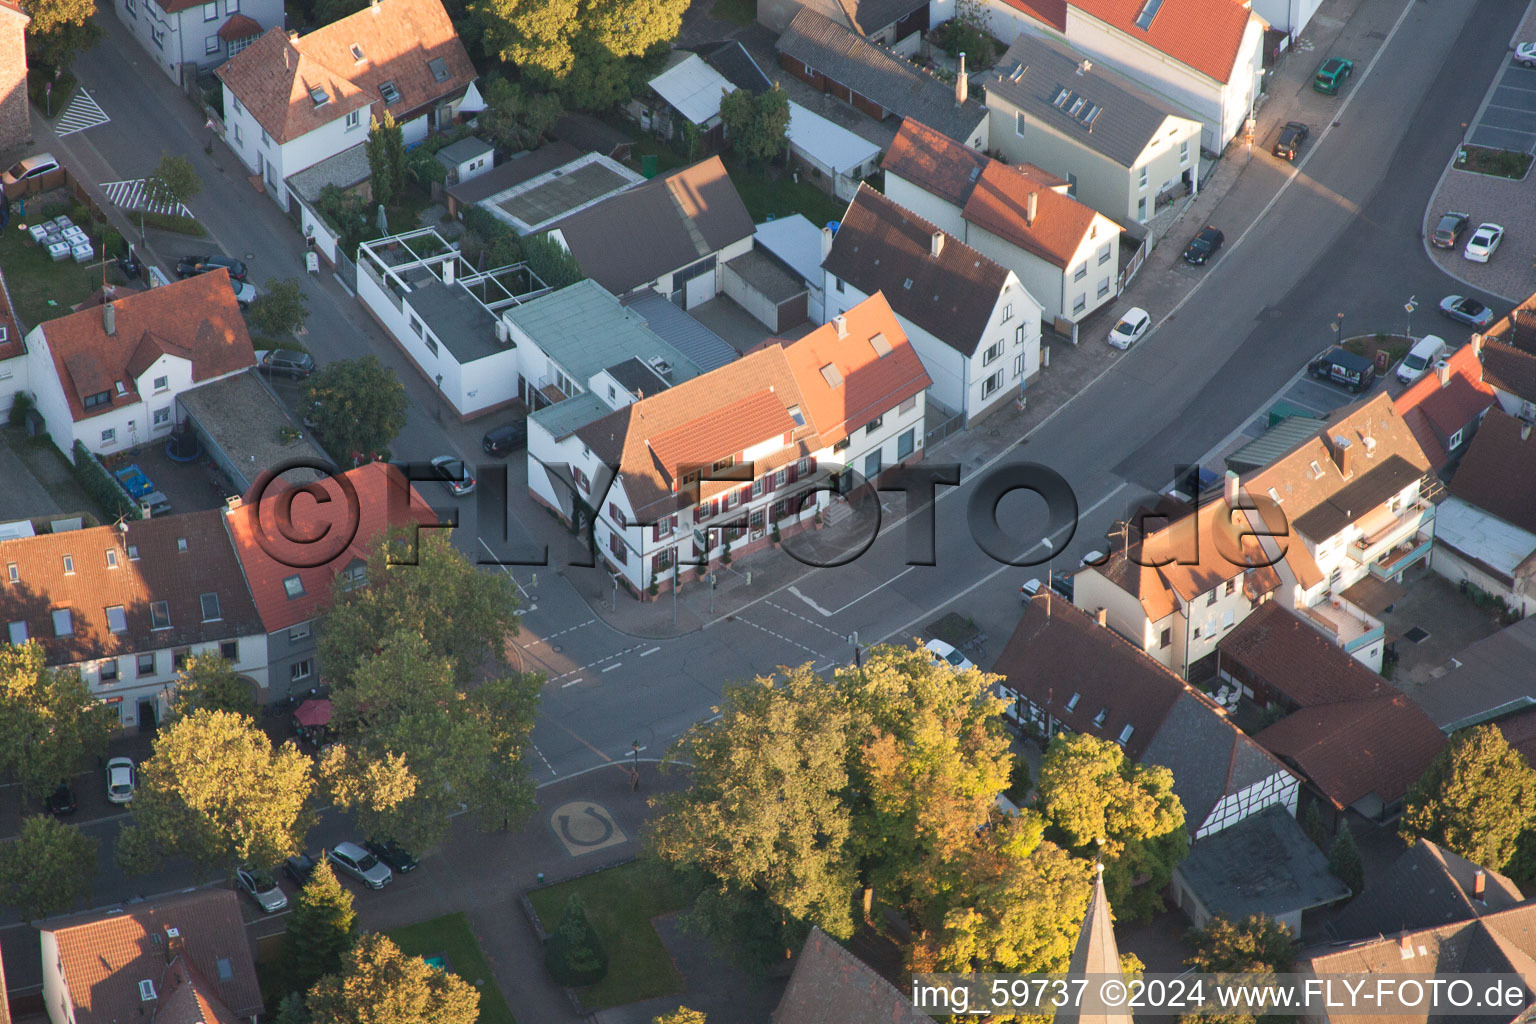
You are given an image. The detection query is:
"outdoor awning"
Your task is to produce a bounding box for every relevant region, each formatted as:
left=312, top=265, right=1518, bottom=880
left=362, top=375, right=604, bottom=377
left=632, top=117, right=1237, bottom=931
left=293, top=699, right=332, bottom=727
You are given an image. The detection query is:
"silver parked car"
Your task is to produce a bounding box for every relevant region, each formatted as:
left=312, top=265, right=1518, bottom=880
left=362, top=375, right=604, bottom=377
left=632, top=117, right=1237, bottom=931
left=236, top=867, right=289, bottom=913
left=327, top=841, right=393, bottom=889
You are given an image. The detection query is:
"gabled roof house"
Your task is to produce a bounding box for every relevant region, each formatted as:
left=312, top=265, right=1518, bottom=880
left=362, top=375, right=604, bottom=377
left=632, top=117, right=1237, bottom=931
left=823, top=185, right=1040, bottom=425
left=23, top=272, right=256, bottom=455
left=115, top=0, right=280, bottom=85
left=882, top=117, right=1125, bottom=329
left=216, top=0, right=476, bottom=211
left=1393, top=342, right=1498, bottom=472
left=1473, top=302, right=1536, bottom=422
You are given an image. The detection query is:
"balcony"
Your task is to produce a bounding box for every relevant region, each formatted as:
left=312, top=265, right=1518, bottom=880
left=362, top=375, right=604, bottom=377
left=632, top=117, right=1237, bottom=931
left=1370, top=532, right=1434, bottom=581
left=1347, top=502, right=1433, bottom=566
left=1303, top=597, right=1385, bottom=659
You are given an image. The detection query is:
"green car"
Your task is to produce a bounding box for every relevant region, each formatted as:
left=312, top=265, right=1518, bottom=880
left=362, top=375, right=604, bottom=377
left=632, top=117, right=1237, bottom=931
left=1313, top=57, right=1354, bottom=95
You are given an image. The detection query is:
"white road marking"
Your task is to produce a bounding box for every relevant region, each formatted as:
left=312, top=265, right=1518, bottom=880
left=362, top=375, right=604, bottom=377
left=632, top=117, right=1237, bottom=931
left=561, top=678, right=584, bottom=688
left=54, top=89, right=110, bottom=136
left=100, top=179, right=193, bottom=218
left=788, top=586, right=833, bottom=617
left=640, top=646, right=661, bottom=657
left=832, top=565, right=916, bottom=615
left=735, top=615, right=826, bottom=660
left=601, top=662, right=622, bottom=673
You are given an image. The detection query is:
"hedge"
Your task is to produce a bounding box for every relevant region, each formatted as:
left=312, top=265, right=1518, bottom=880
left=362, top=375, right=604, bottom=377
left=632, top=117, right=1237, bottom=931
left=72, top=441, right=141, bottom=522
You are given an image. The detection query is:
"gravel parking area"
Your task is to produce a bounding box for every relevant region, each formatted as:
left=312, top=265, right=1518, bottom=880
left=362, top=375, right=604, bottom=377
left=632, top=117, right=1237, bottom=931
left=1424, top=169, right=1532, bottom=303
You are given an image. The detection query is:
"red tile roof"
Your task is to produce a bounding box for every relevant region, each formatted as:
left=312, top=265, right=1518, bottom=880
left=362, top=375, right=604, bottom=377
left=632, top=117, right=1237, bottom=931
left=1393, top=344, right=1497, bottom=470
left=996, top=0, right=1066, bottom=30
left=38, top=272, right=255, bottom=423
left=0, top=509, right=263, bottom=667
left=224, top=461, right=437, bottom=633
left=217, top=12, right=263, bottom=41
left=217, top=0, right=474, bottom=145
left=1218, top=601, right=1391, bottom=709
left=1449, top=408, right=1536, bottom=535
left=1071, top=0, right=1254, bottom=84
left=1256, top=692, right=1447, bottom=809
left=882, top=119, right=1119, bottom=270
left=40, top=890, right=262, bottom=1024
left=780, top=292, right=931, bottom=446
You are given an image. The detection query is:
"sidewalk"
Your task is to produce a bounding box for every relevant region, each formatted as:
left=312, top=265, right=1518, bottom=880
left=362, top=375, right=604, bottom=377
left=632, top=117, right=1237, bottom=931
left=560, top=0, right=1391, bottom=640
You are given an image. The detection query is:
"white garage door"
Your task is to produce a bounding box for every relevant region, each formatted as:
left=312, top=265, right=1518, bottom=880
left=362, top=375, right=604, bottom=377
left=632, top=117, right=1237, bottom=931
left=684, top=271, right=716, bottom=310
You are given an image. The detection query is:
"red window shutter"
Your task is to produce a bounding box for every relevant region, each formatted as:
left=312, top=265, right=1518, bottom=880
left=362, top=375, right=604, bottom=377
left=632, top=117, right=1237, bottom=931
left=787, top=463, right=799, bottom=484
left=809, top=457, right=817, bottom=473
left=652, top=524, right=660, bottom=542
left=739, top=485, right=751, bottom=504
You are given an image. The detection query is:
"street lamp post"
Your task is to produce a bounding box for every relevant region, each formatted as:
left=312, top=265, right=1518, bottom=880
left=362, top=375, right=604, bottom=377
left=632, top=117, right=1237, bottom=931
left=435, top=374, right=444, bottom=422
left=1405, top=296, right=1418, bottom=342
left=1332, top=312, right=1345, bottom=344
left=631, top=740, right=641, bottom=790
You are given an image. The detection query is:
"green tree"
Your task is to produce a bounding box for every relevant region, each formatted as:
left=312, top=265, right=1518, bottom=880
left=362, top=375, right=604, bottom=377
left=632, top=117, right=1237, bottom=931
left=20, top=0, right=103, bottom=70
left=0, top=642, right=114, bottom=799
left=544, top=893, right=608, bottom=985
left=169, top=653, right=255, bottom=720
left=1302, top=801, right=1327, bottom=850
left=1328, top=819, right=1364, bottom=894
left=523, top=232, right=584, bottom=289
left=319, top=528, right=520, bottom=686
left=1401, top=724, right=1536, bottom=872
left=307, top=933, right=479, bottom=1024
left=1185, top=914, right=1295, bottom=974
left=1036, top=732, right=1188, bottom=920
left=284, top=858, right=357, bottom=993
left=116, top=709, right=315, bottom=877
left=478, top=78, right=562, bottom=153
left=475, top=0, right=686, bottom=96
left=248, top=278, right=311, bottom=337
left=655, top=1011, right=707, bottom=1024
left=272, top=993, right=312, bottom=1024
left=648, top=667, right=858, bottom=953
left=301, top=355, right=408, bottom=465
left=0, top=815, right=97, bottom=921
left=719, top=85, right=790, bottom=164
left=365, top=112, right=406, bottom=210
left=143, top=152, right=202, bottom=212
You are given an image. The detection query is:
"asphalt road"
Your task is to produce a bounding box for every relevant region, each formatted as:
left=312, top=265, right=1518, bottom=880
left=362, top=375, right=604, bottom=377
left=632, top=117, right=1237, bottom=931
left=29, top=0, right=1518, bottom=882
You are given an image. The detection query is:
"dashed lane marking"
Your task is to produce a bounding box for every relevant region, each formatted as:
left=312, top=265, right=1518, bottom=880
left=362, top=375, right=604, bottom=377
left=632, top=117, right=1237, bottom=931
left=735, top=616, right=826, bottom=661
left=601, top=662, right=622, bottom=673
left=640, top=646, right=661, bottom=657
left=522, top=619, right=596, bottom=648
left=766, top=601, right=852, bottom=641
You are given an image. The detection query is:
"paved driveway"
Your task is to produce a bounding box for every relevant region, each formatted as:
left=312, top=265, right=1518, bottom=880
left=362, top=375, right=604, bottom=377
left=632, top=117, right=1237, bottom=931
left=1470, top=60, right=1536, bottom=152
left=0, top=441, right=61, bottom=522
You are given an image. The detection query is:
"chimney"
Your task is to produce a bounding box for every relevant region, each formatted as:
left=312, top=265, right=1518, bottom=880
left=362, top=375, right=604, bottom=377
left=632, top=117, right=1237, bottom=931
left=441, top=258, right=455, bottom=286
left=930, top=230, right=944, bottom=258
left=1399, top=935, right=1415, bottom=960
left=833, top=314, right=847, bottom=338
left=103, top=301, right=115, bottom=336
left=163, top=926, right=184, bottom=965
left=1025, top=191, right=1038, bottom=226
left=1223, top=469, right=1239, bottom=509
left=1330, top=435, right=1353, bottom=477
left=955, top=53, right=968, bottom=105
left=1473, top=869, right=1487, bottom=902
left=1078, top=59, right=1092, bottom=75
left=1096, top=608, right=1107, bottom=627
left=370, top=0, right=380, bottom=11
left=1523, top=423, right=1533, bottom=441
left=288, top=28, right=299, bottom=39
left=821, top=225, right=835, bottom=261
left=225, top=495, right=242, bottom=513
left=1436, top=360, right=1450, bottom=387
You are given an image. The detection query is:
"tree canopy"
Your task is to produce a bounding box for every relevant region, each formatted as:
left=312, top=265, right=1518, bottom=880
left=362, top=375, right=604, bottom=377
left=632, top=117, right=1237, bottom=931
left=1185, top=914, right=1295, bottom=974
left=20, top=0, right=103, bottom=69
left=649, top=644, right=1097, bottom=973
left=1036, top=732, right=1188, bottom=920
left=144, top=152, right=202, bottom=211
left=284, top=858, right=358, bottom=994
left=0, top=815, right=97, bottom=921
left=117, top=709, right=315, bottom=877
left=477, top=78, right=562, bottom=153
left=0, top=641, right=114, bottom=798
left=248, top=278, right=311, bottom=338
left=301, top=355, right=409, bottom=465
left=307, top=933, right=480, bottom=1024
left=1401, top=724, right=1536, bottom=873
left=169, top=653, right=256, bottom=720
left=719, top=86, right=791, bottom=164
left=365, top=112, right=406, bottom=210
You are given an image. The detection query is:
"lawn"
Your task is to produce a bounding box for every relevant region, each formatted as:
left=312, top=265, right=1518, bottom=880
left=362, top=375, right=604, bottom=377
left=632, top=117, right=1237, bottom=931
left=0, top=206, right=122, bottom=329
left=1454, top=144, right=1533, bottom=180
left=388, top=913, right=518, bottom=1024
left=1343, top=333, right=1410, bottom=369
left=527, top=861, right=687, bottom=1010
left=723, top=155, right=849, bottom=227
left=713, top=0, right=756, bottom=24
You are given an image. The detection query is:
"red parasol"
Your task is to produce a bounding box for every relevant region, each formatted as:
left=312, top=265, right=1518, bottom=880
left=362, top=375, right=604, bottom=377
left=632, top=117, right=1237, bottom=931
left=293, top=699, right=332, bottom=728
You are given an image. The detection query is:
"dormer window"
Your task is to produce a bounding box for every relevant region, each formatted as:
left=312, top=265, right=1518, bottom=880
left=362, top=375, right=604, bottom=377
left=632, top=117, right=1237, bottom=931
left=428, top=56, right=448, bottom=82
left=379, top=81, right=401, bottom=104
left=350, top=43, right=364, bottom=61
left=115, top=381, right=129, bottom=397
left=177, top=538, right=188, bottom=553
left=788, top=405, right=805, bottom=427
left=83, top=390, right=112, bottom=410
left=107, top=605, right=128, bottom=633
left=1064, top=692, right=1081, bottom=712
left=1118, top=724, right=1134, bottom=745
left=310, top=86, right=330, bottom=106
left=1092, top=707, right=1108, bottom=728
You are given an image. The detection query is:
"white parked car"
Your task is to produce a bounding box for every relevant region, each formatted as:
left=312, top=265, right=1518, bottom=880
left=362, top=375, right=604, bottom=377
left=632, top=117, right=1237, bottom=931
left=1107, top=307, right=1151, bottom=350
left=924, top=639, right=975, bottom=672
left=1396, top=335, right=1449, bottom=385
left=236, top=867, right=289, bottom=913
left=1516, top=42, right=1536, bottom=67
left=1079, top=550, right=1107, bottom=568
left=105, top=757, right=135, bottom=804
left=1463, top=223, right=1504, bottom=263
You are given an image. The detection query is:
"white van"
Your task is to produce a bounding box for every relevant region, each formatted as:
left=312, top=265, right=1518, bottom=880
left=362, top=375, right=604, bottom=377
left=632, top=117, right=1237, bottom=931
left=1397, top=335, right=1448, bottom=384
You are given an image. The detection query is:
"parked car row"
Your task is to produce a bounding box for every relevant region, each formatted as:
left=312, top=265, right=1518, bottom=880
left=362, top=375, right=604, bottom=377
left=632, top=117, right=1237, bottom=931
left=1431, top=211, right=1504, bottom=262
left=234, top=838, right=421, bottom=914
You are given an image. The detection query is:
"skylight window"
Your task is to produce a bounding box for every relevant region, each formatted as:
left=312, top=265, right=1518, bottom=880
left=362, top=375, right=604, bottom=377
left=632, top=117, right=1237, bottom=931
left=310, top=86, right=330, bottom=106
left=283, top=575, right=306, bottom=598
left=107, top=605, right=128, bottom=633
left=201, top=593, right=221, bottom=621
left=1134, top=0, right=1164, bottom=29
left=379, top=80, right=401, bottom=104
left=150, top=601, right=170, bottom=630
left=788, top=405, right=805, bottom=427
left=428, top=56, right=449, bottom=82
left=1065, top=692, right=1081, bottom=712
left=8, top=621, right=26, bottom=644
left=820, top=363, right=843, bottom=388
left=869, top=332, right=893, bottom=357
left=1052, top=86, right=1071, bottom=108
left=52, top=608, right=73, bottom=637
left=1118, top=724, right=1135, bottom=745
left=350, top=43, right=364, bottom=61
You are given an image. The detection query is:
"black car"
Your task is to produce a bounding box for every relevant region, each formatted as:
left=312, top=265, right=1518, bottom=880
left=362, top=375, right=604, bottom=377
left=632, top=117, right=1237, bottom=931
left=1431, top=212, right=1470, bottom=250
left=1272, top=121, right=1309, bottom=161
left=255, top=349, right=316, bottom=379
left=365, top=838, right=419, bottom=873
left=481, top=422, right=527, bottom=457
left=176, top=254, right=248, bottom=281
left=46, top=783, right=77, bottom=816
left=1182, top=226, right=1225, bottom=265
left=1047, top=573, right=1074, bottom=602
left=284, top=852, right=318, bottom=888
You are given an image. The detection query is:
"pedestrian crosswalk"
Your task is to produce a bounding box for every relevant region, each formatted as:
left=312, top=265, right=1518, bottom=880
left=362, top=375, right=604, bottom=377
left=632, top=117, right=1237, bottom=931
left=54, top=89, right=110, bottom=136
left=100, top=179, right=193, bottom=219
